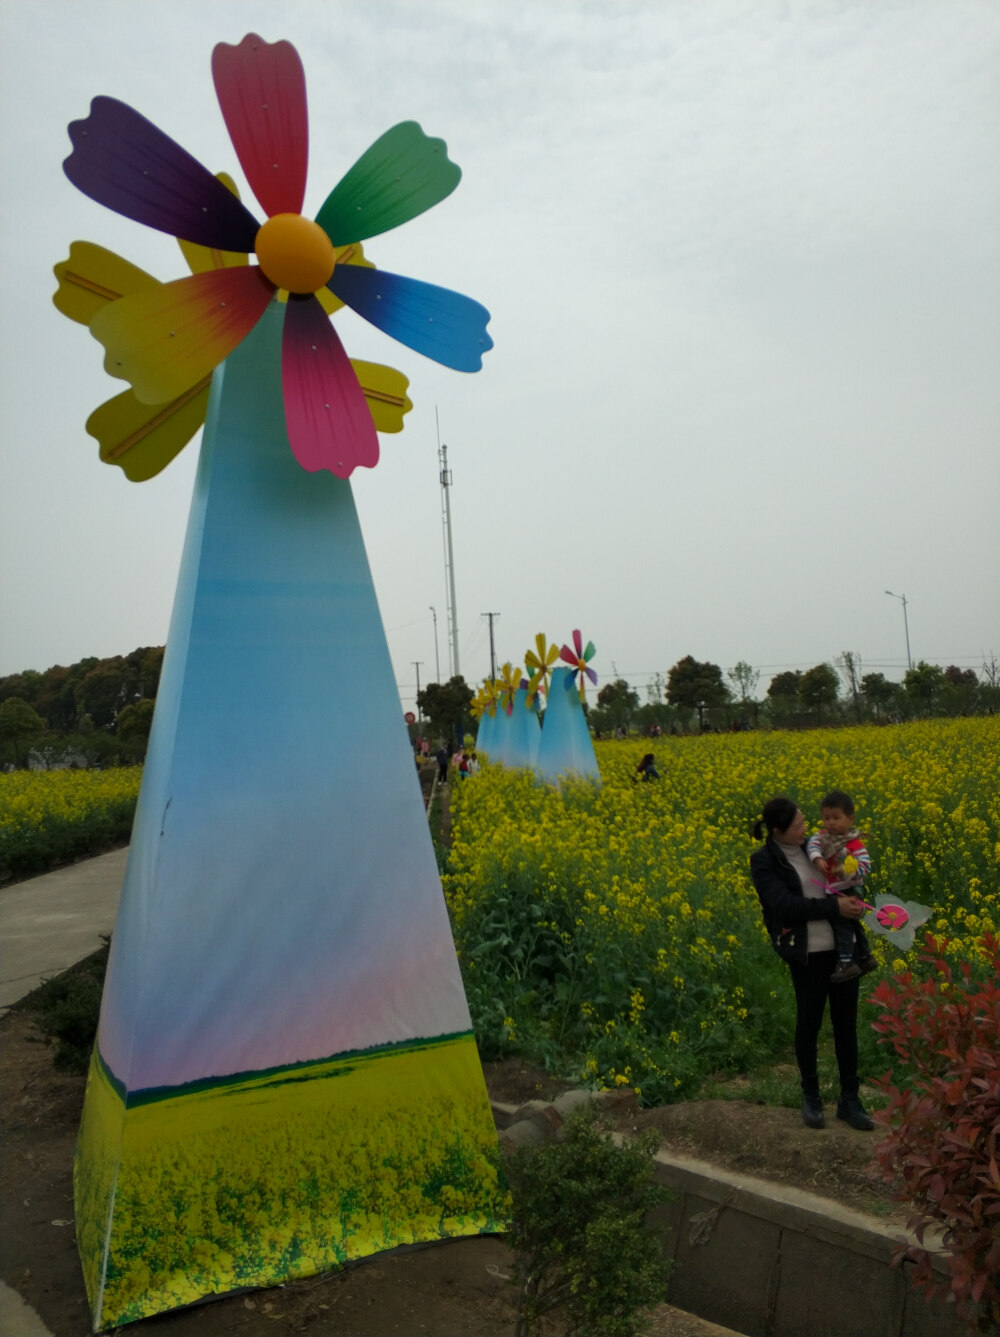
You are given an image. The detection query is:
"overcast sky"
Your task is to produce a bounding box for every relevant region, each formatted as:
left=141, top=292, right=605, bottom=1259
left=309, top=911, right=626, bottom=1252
left=2, top=0, right=997, bottom=708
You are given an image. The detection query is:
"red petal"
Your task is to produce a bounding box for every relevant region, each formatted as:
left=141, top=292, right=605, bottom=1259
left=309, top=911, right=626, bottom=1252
left=212, top=34, right=308, bottom=218
left=281, top=296, right=378, bottom=477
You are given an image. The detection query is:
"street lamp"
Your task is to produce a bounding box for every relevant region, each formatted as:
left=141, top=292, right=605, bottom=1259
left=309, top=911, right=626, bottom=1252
left=429, top=606, right=440, bottom=683
left=885, top=590, right=912, bottom=671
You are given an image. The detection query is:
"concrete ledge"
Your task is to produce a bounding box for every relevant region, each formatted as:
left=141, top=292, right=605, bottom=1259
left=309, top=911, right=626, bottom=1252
left=491, top=1097, right=968, bottom=1337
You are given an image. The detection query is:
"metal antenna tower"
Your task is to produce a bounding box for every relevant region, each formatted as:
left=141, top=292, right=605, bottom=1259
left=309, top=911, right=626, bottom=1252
left=437, top=408, right=460, bottom=678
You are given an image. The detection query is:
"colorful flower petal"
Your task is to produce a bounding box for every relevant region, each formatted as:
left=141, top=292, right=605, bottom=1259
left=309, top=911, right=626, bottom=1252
left=281, top=295, right=379, bottom=477
left=349, top=360, right=412, bottom=434
left=328, top=265, right=492, bottom=372
left=90, top=266, right=274, bottom=404
left=86, top=380, right=211, bottom=482
left=212, top=34, right=308, bottom=219
left=53, top=242, right=159, bottom=325
left=178, top=174, right=250, bottom=274
left=64, top=97, right=260, bottom=251
left=315, top=122, right=461, bottom=245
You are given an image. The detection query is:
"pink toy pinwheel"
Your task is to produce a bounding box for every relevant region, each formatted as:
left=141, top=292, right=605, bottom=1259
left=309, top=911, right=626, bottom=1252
left=863, top=894, right=932, bottom=952
left=62, top=32, right=492, bottom=479
left=560, top=629, right=598, bottom=702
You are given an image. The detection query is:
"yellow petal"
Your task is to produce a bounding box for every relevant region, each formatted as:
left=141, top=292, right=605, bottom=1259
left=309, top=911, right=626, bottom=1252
left=87, top=380, right=211, bottom=482
left=53, top=242, right=158, bottom=325
left=349, top=360, right=412, bottom=434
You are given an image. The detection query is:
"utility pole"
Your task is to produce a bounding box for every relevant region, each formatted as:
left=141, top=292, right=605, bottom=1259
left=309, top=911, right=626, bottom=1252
left=412, top=661, right=424, bottom=718
left=437, top=409, right=459, bottom=678
left=885, top=590, right=912, bottom=670
left=429, top=606, right=440, bottom=683
left=482, top=612, right=500, bottom=682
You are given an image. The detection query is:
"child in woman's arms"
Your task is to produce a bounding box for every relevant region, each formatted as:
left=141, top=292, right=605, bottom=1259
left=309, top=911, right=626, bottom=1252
left=808, top=789, right=878, bottom=983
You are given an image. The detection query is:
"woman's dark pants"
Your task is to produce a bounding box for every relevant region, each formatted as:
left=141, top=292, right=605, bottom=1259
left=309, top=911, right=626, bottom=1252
left=787, top=950, right=860, bottom=1097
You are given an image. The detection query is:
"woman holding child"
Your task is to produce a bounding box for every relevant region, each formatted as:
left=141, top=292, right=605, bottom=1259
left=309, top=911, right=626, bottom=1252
left=750, top=795, right=875, bottom=1132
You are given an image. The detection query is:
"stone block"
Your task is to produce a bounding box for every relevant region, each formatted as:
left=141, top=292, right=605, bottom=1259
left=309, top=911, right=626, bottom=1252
left=667, top=1192, right=779, bottom=1337
left=772, top=1227, right=903, bottom=1337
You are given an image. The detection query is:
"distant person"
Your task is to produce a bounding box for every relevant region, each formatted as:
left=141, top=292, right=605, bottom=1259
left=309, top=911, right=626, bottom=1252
left=807, top=790, right=877, bottom=984
left=635, top=753, right=659, bottom=782
left=435, top=746, right=449, bottom=784
left=750, top=795, right=874, bottom=1132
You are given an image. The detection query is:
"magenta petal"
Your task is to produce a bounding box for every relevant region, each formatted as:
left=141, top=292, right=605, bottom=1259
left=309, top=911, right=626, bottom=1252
left=572, top=629, right=584, bottom=657
left=281, top=296, right=379, bottom=477
left=212, top=34, right=308, bottom=218
left=64, top=97, right=259, bottom=250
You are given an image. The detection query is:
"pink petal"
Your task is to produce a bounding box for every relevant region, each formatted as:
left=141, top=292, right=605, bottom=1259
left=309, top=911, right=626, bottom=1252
left=572, top=628, right=583, bottom=657
left=212, top=34, right=308, bottom=218
left=281, top=296, right=379, bottom=476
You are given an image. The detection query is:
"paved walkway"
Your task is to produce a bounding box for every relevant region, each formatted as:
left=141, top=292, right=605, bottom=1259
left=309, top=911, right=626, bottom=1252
left=0, top=847, right=128, bottom=1009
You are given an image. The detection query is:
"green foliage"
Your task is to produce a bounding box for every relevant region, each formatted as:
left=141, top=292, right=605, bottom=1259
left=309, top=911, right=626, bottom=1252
left=766, top=670, right=801, bottom=700
left=591, top=679, right=640, bottom=735
left=903, top=660, right=946, bottom=715
left=502, top=1105, right=672, bottom=1337
left=861, top=671, right=896, bottom=720
left=21, top=939, right=109, bottom=1072
left=871, top=932, right=1000, bottom=1332
left=0, top=696, right=46, bottom=767
left=417, top=675, right=474, bottom=742
left=665, top=656, right=730, bottom=728
left=798, top=662, right=840, bottom=720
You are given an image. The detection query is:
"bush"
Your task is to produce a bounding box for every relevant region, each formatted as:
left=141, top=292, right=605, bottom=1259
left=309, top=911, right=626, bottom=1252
left=502, top=1105, right=672, bottom=1337
left=870, top=931, right=1000, bottom=1332
left=21, top=939, right=109, bottom=1072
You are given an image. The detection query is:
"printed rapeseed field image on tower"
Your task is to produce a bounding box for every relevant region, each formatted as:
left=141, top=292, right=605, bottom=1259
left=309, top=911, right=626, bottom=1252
left=54, top=33, right=504, bottom=1329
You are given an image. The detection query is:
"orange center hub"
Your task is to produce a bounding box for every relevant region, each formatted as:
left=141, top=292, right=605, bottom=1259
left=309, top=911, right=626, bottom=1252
left=255, top=214, right=336, bottom=294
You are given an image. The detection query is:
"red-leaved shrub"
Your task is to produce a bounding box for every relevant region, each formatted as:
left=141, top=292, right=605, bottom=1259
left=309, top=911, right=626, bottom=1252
left=870, top=930, right=1000, bottom=1333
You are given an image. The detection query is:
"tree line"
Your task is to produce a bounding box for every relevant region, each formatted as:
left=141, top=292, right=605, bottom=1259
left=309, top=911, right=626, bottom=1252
left=0, top=647, right=163, bottom=769
left=414, top=653, right=998, bottom=744
left=589, top=653, right=998, bottom=737
left=2, top=646, right=996, bottom=769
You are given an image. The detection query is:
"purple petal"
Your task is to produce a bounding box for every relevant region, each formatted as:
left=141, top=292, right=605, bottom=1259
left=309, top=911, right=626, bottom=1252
left=64, top=97, right=260, bottom=251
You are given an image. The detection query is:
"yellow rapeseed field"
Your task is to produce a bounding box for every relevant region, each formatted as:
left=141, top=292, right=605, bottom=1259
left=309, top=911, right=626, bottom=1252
left=446, top=718, right=999, bottom=1101
left=0, top=766, right=141, bottom=878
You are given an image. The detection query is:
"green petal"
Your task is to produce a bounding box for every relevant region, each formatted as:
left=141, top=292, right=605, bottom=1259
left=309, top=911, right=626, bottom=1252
left=316, top=122, right=461, bottom=245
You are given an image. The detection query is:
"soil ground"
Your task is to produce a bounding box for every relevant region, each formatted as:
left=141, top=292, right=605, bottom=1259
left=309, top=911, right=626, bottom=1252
left=2, top=997, right=900, bottom=1337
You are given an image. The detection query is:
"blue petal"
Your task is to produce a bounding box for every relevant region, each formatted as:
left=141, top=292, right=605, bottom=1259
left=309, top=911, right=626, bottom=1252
left=327, top=266, right=492, bottom=372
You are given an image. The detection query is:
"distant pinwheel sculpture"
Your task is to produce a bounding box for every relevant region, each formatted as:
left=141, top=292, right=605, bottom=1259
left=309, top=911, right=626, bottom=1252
left=560, top=629, right=598, bottom=703
left=60, top=32, right=491, bottom=478
left=525, top=633, right=559, bottom=708
left=497, top=662, right=524, bottom=716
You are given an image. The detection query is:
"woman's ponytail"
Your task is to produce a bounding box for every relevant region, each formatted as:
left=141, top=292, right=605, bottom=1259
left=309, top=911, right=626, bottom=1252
left=755, top=795, right=798, bottom=842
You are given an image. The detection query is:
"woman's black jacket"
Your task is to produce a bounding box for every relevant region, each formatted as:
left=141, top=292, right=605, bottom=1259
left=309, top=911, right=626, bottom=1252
left=749, top=836, right=841, bottom=964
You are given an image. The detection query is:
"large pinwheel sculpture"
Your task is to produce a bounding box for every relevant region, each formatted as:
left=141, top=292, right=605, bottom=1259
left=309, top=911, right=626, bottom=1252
left=53, top=235, right=412, bottom=481
left=560, top=629, right=599, bottom=702
left=61, top=32, right=491, bottom=478
left=62, top=35, right=501, bottom=1333
left=525, top=632, right=560, bottom=708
